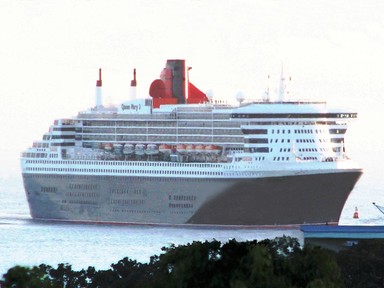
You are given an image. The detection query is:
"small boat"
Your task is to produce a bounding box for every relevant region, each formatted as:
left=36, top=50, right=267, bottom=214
left=205, top=144, right=222, bottom=154
left=104, top=143, right=113, bottom=152
left=113, top=143, right=123, bottom=154
left=135, top=144, right=146, bottom=156
left=123, top=143, right=134, bottom=155
left=195, top=144, right=205, bottom=154
left=146, top=144, right=159, bottom=155
left=176, top=144, right=186, bottom=154
left=186, top=144, right=195, bottom=154
left=159, top=144, right=172, bottom=154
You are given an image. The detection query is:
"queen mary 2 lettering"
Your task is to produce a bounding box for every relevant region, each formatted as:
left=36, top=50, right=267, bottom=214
left=20, top=59, right=362, bottom=226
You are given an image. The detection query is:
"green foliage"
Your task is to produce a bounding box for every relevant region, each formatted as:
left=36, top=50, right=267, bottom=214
left=337, top=239, right=384, bottom=288
left=290, top=245, right=344, bottom=288
left=155, top=240, right=222, bottom=287
left=2, top=237, right=384, bottom=288
left=1, top=265, right=55, bottom=288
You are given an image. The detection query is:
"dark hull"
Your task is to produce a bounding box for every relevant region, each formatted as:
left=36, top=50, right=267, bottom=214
left=188, top=171, right=362, bottom=225
left=22, top=170, right=362, bottom=226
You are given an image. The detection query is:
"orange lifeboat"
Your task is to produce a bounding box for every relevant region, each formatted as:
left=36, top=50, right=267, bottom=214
left=159, top=144, right=172, bottom=154
left=205, top=144, right=222, bottom=154
left=176, top=144, right=186, bottom=154
left=185, top=144, right=195, bottom=154
left=195, top=144, right=205, bottom=154
left=104, top=143, right=113, bottom=152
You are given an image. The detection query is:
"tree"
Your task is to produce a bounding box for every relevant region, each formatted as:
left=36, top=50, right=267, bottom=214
left=6, top=236, right=384, bottom=287
left=155, top=240, right=222, bottom=287
left=337, top=239, right=384, bottom=288
left=1, top=265, right=54, bottom=288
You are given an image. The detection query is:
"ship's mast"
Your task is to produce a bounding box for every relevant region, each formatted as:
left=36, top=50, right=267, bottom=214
left=130, top=68, right=137, bottom=100
left=278, top=64, right=285, bottom=102
left=95, top=68, right=103, bottom=107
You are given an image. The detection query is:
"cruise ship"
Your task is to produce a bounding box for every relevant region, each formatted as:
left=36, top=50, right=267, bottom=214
left=21, top=59, right=362, bottom=226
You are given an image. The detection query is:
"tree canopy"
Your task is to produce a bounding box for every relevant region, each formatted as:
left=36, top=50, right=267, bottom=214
left=2, top=236, right=384, bottom=288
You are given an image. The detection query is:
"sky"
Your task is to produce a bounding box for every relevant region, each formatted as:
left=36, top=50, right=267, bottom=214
left=0, top=0, right=383, bottom=185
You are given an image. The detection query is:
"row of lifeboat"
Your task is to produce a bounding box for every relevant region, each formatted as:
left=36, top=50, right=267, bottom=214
left=102, top=143, right=222, bottom=155
left=174, top=144, right=222, bottom=154
left=103, top=143, right=159, bottom=156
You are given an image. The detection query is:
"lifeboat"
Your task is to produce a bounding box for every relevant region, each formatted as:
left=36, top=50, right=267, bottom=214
left=104, top=143, right=113, bottom=152
left=113, top=143, right=123, bottom=155
left=159, top=144, right=172, bottom=154
left=185, top=144, right=195, bottom=154
left=176, top=144, right=186, bottom=154
left=205, top=144, right=222, bottom=154
left=113, top=143, right=123, bottom=150
left=146, top=144, right=159, bottom=155
left=195, top=144, right=205, bottom=154
left=135, top=144, right=146, bottom=156
left=123, top=143, right=134, bottom=155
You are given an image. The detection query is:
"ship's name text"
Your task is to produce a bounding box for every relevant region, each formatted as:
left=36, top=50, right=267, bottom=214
left=121, top=104, right=142, bottom=111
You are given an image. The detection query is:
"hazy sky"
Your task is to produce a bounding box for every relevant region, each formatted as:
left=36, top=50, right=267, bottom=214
left=0, top=0, right=383, bottom=179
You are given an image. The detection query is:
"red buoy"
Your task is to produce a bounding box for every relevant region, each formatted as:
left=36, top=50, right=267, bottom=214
left=353, top=207, right=359, bottom=219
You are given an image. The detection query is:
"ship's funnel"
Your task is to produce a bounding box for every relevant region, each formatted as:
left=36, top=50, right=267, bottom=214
left=166, top=60, right=186, bottom=104
left=149, top=59, right=207, bottom=107
left=187, top=82, right=208, bottom=104
left=95, top=68, right=103, bottom=107
left=149, top=59, right=186, bottom=108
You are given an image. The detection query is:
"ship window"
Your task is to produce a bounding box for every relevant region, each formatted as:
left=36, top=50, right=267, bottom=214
left=255, top=147, right=269, bottom=153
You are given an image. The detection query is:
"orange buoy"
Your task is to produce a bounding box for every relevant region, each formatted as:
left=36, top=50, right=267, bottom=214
left=353, top=207, right=359, bottom=219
